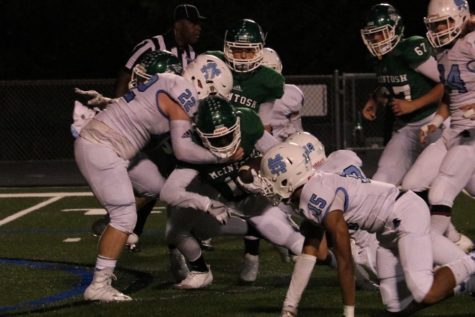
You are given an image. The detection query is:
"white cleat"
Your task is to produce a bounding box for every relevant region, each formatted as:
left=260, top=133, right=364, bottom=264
left=169, top=249, right=190, bottom=283
left=455, top=234, right=475, bottom=253
left=239, top=253, right=259, bottom=283
left=175, top=267, right=213, bottom=289
left=84, top=267, right=132, bottom=302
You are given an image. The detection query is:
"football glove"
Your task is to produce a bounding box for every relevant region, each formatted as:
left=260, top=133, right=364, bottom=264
left=206, top=200, right=231, bottom=225
left=74, top=88, right=114, bottom=108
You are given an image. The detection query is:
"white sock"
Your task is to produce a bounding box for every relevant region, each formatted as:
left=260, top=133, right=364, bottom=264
left=431, top=215, right=451, bottom=236
left=283, top=254, right=317, bottom=310
left=445, top=255, right=475, bottom=285
left=95, top=255, right=116, bottom=271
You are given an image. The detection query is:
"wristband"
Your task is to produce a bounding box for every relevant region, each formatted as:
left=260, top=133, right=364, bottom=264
left=429, top=114, right=444, bottom=128
left=343, top=305, right=355, bottom=317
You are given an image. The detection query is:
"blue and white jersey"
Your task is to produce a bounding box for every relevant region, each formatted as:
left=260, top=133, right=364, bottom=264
left=83, top=73, right=198, bottom=159
left=298, top=171, right=399, bottom=234
left=436, top=31, right=475, bottom=130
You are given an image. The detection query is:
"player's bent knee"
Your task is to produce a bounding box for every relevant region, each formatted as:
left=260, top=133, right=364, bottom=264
left=109, top=206, right=137, bottom=233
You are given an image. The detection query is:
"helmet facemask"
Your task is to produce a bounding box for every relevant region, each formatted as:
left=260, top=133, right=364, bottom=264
left=224, top=42, right=264, bottom=73
left=195, top=96, right=241, bottom=159
left=224, top=19, right=266, bottom=73
left=424, top=0, right=469, bottom=48
left=197, top=116, right=241, bottom=159
left=361, top=23, right=403, bottom=58
left=361, top=3, right=404, bottom=59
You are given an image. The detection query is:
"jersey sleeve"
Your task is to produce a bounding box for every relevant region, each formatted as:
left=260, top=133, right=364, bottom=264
left=258, top=66, right=285, bottom=101
left=236, top=107, right=265, bottom=155
left=400, top=36, right=433, bottom=69
left=166, top=74, right=199, bottom=117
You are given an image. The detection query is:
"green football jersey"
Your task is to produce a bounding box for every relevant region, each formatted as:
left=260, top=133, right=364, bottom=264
left=207, top=50, right=285, bottom=112
left=371, top=36, right=439, bottom=123
left=186, top=107, right=265, bottom=200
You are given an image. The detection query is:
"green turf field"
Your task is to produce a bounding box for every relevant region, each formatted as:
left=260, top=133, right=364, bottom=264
left=0, top=187, right=474, bottom=316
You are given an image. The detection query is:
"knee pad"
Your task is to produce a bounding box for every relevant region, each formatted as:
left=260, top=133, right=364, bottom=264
left=108, top=204, right=137, bottom=233
left=379, top=276, right=414, bottom=313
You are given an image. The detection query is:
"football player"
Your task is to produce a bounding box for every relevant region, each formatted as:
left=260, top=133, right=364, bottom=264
left=76, top=51, right=237, bottom=302
left=202, top=19, right=287, bottom=277
left=75, top=52, right=234, bottom=252
left=260, top=142, right=475, bottom=317
left=361, top=2, right=471, bottom=252
left=402, top=0, right=475, bottom=251
left=360, top=3, right=445, bottom=185
left=160, top=95, right=307, bottom=289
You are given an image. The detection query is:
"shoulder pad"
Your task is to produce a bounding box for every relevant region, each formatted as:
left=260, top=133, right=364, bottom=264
left=162, top=73, right=199, bottom=117
left=398, top=36, right=432, bottom=67
left=281, top=84, right=304, bottom=112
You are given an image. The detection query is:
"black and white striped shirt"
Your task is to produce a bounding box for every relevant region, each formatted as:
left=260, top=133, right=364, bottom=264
left=124, top=30, right=197, bottom=71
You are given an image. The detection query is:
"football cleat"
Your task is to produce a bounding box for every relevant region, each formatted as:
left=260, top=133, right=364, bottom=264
left=239, top=253, right=259, bottom=283
left=169, top=249, right=190, bottom=283
left=84, top=267, right=132, bottom=302
left=455, top=234, right=474, bottom=254
left=175, top=266, right=213, bottom=289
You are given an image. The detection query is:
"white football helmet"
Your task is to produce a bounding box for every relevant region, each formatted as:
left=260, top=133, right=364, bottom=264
left=424, top=0, right=470, bottom=48
left=183, top=54, right=233, bottom=100
left=285, top=132, right=326, bottom=169
left=260, top=143, right=314, bottom=201
left=262, top=47, right=283, bottom=74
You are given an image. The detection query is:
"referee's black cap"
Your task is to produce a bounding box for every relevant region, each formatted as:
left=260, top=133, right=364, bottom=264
left=174, top=4, right=206, bottom=23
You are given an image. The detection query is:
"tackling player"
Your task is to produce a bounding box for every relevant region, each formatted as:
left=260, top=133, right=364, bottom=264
left=260, top=142, right=475, bottom=317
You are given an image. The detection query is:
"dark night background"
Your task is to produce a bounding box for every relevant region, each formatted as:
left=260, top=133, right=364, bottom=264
left=1, top=0, right=474, bottom=80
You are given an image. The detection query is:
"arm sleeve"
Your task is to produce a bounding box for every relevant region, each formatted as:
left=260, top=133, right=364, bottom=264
left=170, top=120, right=218, bottom=164
left=414, top=57, right=440, bottom=83
left=160, top=168, right=212, bottom=211
left=258, top=101, right=274, bottom=126
left=255, top=130, right=280, bottom=153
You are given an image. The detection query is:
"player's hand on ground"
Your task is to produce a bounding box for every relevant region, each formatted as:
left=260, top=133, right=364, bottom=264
left=74, top=88, right=113, bottom=108
left=460, top=104, right=475, bottom=120
left=391, top=98, right=414, bottom=116
left=206, top=200, right=230, bottom=225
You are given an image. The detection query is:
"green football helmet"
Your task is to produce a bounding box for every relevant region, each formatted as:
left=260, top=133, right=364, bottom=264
left=224, top=19, right=265, bottom=73
left=129, top=50, right=183, bottom=89
left=194, top=95, right=241, bottom=158
left=360, top=3, right=404, bottom=58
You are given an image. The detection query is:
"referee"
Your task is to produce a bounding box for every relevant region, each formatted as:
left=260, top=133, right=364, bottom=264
left=114, top=3, right=206, bottom=97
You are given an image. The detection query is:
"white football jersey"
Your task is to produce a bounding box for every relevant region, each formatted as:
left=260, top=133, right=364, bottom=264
left=436, top=31, right=475, bottom=129
left=270, top=84, right=304, bottom=140
left=318, top=150, right=362, bottom=174
left=91, top=73, right=198, bottom=158
left=299, top=172, right=399, bottom=234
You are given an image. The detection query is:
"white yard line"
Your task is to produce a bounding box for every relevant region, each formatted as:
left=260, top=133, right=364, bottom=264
left=0, top=196, right=64, bottom=226
left=0, top=192, right=93, bottom=198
